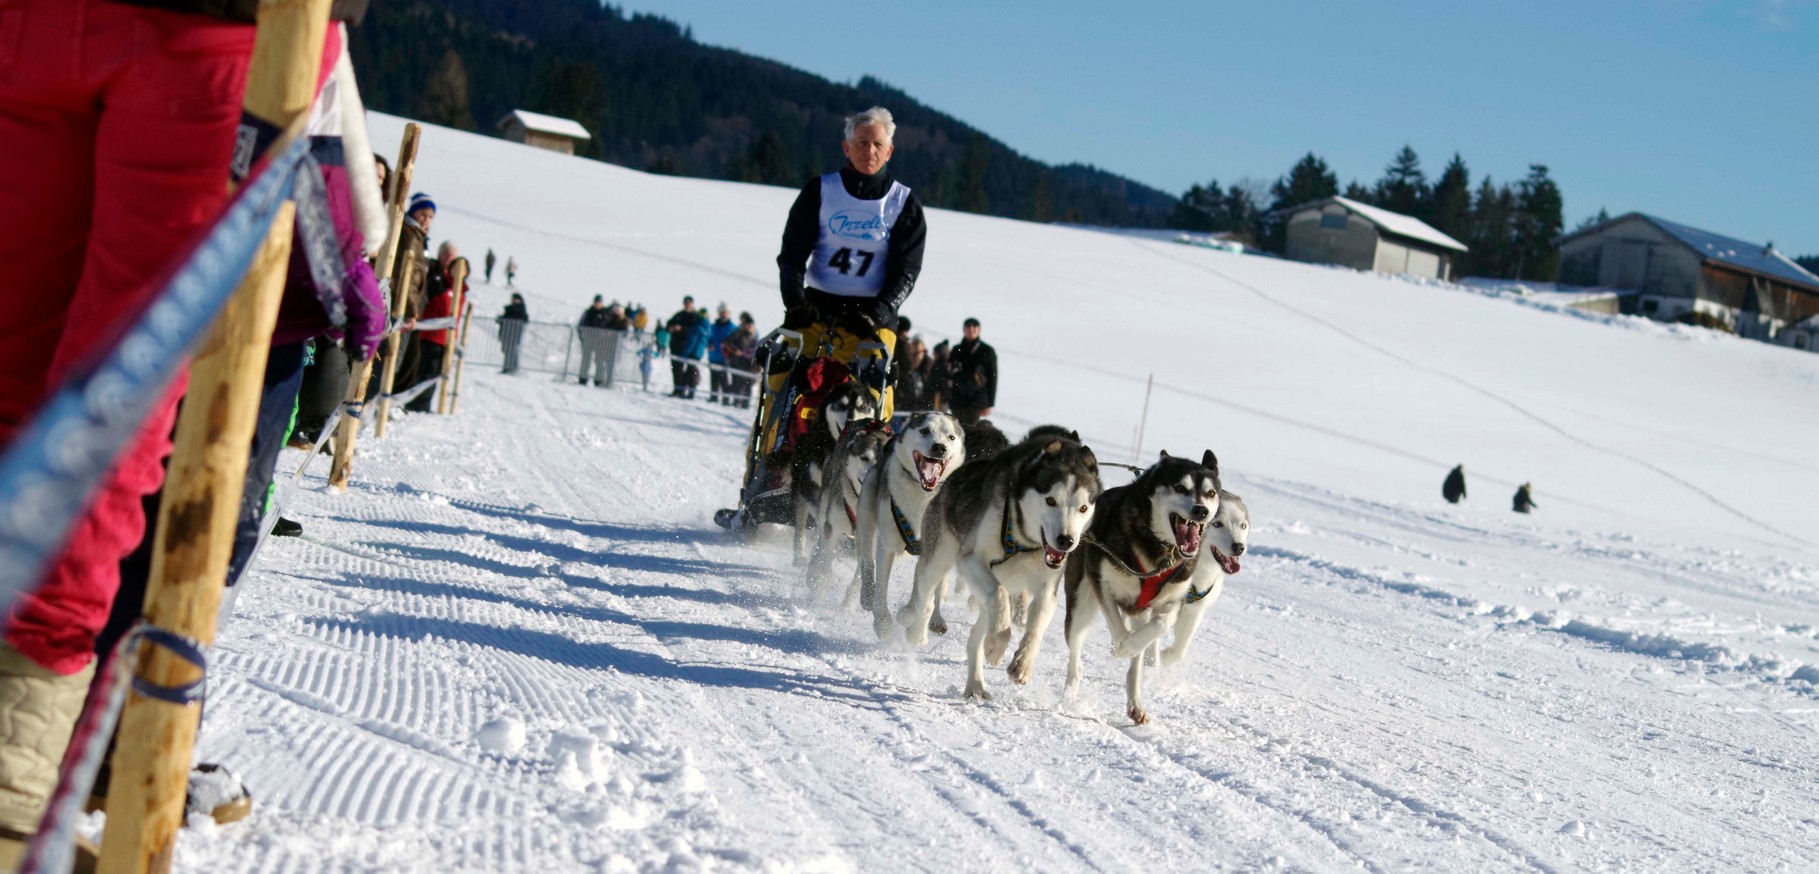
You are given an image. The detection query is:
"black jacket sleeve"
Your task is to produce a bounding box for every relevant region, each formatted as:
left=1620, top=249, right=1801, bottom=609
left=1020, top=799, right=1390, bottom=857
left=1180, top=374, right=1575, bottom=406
left=981, top=343, right=997, bottom=407
left=775, top=178, right=821, bottom=311
left=877, top=194, right=927, bottom=318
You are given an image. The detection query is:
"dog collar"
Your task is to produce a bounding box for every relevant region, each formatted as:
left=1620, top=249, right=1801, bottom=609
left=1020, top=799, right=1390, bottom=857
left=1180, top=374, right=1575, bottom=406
left=890, top=498, right=922, bottom=556
left=1183, top=582, right=1214, bottom=604
left=990, top=494, right=1041, bottom=567
left=1083, top=533, right=1185, bottom=610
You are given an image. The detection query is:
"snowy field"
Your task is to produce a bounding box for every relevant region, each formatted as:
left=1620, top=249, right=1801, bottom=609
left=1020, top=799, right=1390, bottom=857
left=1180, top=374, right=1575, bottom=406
left=163, top=115, right=1819, bottom=871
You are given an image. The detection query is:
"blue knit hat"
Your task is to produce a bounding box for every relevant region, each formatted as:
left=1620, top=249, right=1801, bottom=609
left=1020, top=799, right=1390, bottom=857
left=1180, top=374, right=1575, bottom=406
left=408, top=192, right=437, bottom=215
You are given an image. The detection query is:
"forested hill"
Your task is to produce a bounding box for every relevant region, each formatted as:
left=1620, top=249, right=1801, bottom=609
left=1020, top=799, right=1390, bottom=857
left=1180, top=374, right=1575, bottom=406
left=348, top=0, right=1178, bottom=227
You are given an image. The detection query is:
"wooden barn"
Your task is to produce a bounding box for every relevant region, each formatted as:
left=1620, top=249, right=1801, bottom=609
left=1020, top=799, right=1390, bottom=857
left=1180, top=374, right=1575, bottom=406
left=496, top=110, right=592, bottom=156
left=1556, top=213, right=1819, bottom=342
left=1280, top=196, right=1468, bottom=281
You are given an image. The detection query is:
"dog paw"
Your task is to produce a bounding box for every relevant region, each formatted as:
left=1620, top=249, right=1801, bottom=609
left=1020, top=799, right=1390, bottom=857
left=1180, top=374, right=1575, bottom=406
left=904, top=622, right=929, bottom=648
left=1159, top=646, right=1185, bottom=667
left=872, top=613, right=896, bottom=642
left=1112, top=640, right=1146, bottom=660
left=1128, top=704, right=1150, bottom=726
left=963, top=682, right=992, bottom=702
left=928, top=611, right=948, bottom=636
left=1007, top=651, right=1034, bottom=685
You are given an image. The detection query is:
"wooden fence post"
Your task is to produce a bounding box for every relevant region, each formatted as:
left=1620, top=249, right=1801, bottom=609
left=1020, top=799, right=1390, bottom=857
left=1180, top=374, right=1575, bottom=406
left=449, top=302, right=475, bottom=415
left=327, top=123, right=420, bottom=490
left=435, top=258, right=468, bottom=414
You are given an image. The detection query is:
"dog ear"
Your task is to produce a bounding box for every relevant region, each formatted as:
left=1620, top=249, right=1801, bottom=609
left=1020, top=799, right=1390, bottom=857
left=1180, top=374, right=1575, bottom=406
left=1045, top=439, right=1063, bottom=455
left=1159, top=450, right=1171, bottom=461
left=1202, top=450, right=1219, bottom=476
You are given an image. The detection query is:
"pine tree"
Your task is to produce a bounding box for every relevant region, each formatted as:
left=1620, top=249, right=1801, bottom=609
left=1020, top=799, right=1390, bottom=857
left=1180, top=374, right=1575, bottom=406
left=1467, top=177, right=1514, bottom=278
left=421, top=49, right=476, bottom=131
left=536, top=60, right=607, bottom=155
left=1573, top=208, right=1612, bottom=232
left=1170, top=182, right=1223, bottom=232
left=959, top=136, right=991, bottom=213
left=1343, top=180, right=1373, bottom=202
left=1430, top=154, right=1472, bottom=245
left=734, top=130, right=792, bottom=184
left=1796, top=255, right=1819, bottom=274
left=1261, top=153, right=1339, bottom=251
left=1373, top=145, right=1429, bottom=218
left=1026, top=171, right=1053, bottom=222
left=1512, top=164, right=1564, bottom=280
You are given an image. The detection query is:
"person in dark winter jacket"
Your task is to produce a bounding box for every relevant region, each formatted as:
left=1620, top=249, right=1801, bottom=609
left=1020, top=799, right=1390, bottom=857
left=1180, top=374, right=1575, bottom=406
left=498, top=293, right=528, bottom=373
left=577, top=295, right=613, bottom=386
left=485, top=248, right=496, bottom=283
left=1512, top=483, right=1536, bottom=514
left=406, top=241, right=463, bottom=412
left=705, top=304, right=737, bottom=404
left=941, top=318, right=997, bottom=426
left=894, top=336, right=938, bottom=411
left=1443, top=464, right=1467, bottom=504
left=677, top=307, right=711, bottom=399
left=666, top=295, right=701, bottom=398
left=722, top=312, right=760, bottom=408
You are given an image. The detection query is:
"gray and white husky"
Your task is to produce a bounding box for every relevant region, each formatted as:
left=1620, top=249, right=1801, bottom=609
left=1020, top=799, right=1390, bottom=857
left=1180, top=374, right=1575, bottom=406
left=1147, top=490, right=1247, bottom=668
left=791, top=383, right=879, bottom=564
left=852, top=412, right=966, bottom=639
left=900, top=431, right=1103, bottom=700
left=802, top=420, right=893, bottom=597
left=1062, top=450, right=1221, bottom=725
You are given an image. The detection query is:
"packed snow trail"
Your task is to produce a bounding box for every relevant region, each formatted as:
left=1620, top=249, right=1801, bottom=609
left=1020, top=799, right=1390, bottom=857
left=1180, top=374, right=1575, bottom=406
left=144, top=363, right=1819, bottom=873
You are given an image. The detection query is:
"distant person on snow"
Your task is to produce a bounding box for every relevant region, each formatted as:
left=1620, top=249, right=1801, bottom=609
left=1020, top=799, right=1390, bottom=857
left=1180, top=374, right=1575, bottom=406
left=506, top=255, right=518, bottom=287
left=1513, top=483, right=1536, bottom=514
left=498, top=293, right=529, bottom=373
left=679, top=306, right=712, bottom=399
left=941, top=318, right=997, bottom=426
left=407, top=240, right=464, bottom=412
left=723, top=312, right=759, bottom=408
left=485, top=248, right=496, bottom=283
left=666, top=295, right=702, bottom=398
left=577, top=295, right=613, bottom=386
left=767, top=105, right=928, bottom=421
left=706, top=303, right=737, bottom=405
left=1443, top=464, right=1467, bottom=504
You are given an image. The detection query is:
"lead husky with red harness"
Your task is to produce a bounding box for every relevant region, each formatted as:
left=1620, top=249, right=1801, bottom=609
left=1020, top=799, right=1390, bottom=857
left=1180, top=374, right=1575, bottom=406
left=1062, top=450, right=1221, bottom=724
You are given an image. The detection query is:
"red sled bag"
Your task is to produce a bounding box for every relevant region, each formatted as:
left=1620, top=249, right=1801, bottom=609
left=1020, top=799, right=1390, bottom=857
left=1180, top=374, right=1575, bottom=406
left=784, top=357, right=854, bottom=450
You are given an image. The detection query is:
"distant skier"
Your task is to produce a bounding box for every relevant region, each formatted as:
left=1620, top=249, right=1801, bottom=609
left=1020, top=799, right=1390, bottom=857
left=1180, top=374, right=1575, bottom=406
left=485, top=248, right=496, bottom=283
left=1513, top=483, right=1536, bottom=514
left=1443, top=464, right=1467, bottom=504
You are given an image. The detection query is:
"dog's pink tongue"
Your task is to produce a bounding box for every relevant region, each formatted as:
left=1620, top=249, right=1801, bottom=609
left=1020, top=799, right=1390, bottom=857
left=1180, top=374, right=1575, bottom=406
left=1221, top=554, right=1241, bottom=574
left=1175, top=520, right=1202, bottom=554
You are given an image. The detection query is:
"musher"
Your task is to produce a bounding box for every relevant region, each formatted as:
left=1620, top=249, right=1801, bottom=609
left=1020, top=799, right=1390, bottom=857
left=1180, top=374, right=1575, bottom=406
left=769, top=105, right=928, bottom=422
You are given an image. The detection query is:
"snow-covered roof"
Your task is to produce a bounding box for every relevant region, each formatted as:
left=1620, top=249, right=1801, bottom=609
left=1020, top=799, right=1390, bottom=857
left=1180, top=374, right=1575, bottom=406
left=1572, top=214, right=1819, bottom=292
left=1286, top=196, right=1468, bottom=252
left=497, top=109, right=592, bottom=141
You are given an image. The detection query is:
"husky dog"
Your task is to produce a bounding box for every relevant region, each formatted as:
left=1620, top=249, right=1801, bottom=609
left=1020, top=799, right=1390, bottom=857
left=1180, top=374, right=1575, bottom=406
left=847, top=412, right=966, bottom=638
left=802, top=421, right=894, bottom=597
left=1148, top=490, right=1247, bottom=668
left=900, top=432, right=1102, bottom=700
left=1063, top=450, right=1221, bottom=725
left=790, top=382, right=879, bottom=563
left=962, top=419, right=1011, bottom=463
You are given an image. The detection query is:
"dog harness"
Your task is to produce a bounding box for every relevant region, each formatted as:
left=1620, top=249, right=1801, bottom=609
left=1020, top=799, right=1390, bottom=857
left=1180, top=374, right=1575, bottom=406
left=991, top=494, right=1041, bottom=567
left=843, top=499, right=857, bottom=527
left=1083, top=534, right=1186, bottom=611
left=889, top=498, right=922, bottom=555
left=1183, top=582, right=1215, bottom=604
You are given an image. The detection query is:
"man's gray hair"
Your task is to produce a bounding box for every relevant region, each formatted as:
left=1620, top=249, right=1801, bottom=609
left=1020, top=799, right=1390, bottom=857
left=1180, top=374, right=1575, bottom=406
left=844, top=106, right=896, bottom=142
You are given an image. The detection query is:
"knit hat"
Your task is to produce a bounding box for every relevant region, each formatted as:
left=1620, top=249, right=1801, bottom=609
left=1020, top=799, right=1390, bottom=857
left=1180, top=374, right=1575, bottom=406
left=408, top=192, right=437, bottom=215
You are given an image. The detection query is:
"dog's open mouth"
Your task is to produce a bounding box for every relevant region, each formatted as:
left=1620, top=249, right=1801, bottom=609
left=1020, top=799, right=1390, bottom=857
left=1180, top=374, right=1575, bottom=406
left=911, top=451, right=946, bottom=491
left=1210, top=544, right=1241, bottom=575
left=1170, top=513, right=1205, bottom=556
left=1042, top=540, right=1067, bottom=569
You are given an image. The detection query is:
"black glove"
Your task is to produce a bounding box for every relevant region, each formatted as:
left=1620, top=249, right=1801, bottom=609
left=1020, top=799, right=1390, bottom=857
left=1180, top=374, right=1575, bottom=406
left=782, top=304, right=819, bottom=330
left=839, top=308, right=879, bottom=336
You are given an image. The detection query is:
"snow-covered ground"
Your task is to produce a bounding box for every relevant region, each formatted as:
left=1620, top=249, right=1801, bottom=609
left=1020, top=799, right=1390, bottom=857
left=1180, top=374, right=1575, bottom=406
left=161, top=115, right=1819, bottom=871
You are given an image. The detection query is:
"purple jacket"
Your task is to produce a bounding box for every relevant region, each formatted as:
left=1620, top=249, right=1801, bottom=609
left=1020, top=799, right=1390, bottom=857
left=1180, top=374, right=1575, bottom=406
left=274, top=148, right=386, bottom=359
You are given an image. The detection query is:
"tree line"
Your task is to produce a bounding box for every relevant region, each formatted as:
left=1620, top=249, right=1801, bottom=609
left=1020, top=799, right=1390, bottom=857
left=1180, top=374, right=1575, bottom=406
left=347, top=0, right=1177, bottom=227
left=1170, top=146, right=1567, bottom=281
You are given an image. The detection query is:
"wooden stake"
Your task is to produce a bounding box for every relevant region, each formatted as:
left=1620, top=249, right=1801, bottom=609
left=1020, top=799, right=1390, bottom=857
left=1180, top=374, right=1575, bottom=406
left=436, top=258, right=469, bottom=414
left=327, top=123, right=420, bottom=489
left=449, top=301, right=474, bottom=415
left=98, top=206, right=296, bottom=874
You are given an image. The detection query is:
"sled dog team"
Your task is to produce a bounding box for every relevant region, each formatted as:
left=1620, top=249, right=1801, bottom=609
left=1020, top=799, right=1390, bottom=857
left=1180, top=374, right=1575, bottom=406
left=793, top=403, right=1251, bottom=725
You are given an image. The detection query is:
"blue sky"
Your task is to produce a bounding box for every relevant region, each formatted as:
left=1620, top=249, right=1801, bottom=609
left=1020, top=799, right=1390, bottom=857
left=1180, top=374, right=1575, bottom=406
left=622, top=1, right=1817, bottom=253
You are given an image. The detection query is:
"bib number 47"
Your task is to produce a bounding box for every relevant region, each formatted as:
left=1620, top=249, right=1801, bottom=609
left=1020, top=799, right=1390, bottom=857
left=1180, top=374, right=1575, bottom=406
left=827, top=247, right=876, bottom=277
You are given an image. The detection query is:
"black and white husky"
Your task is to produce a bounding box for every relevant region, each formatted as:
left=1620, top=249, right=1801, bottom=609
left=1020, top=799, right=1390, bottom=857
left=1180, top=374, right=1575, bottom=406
left=1062, top=450, right=1221, bottom=725
left=802, top=420, right=894, bottom=598
left=1148, top=490, right=1247, bottom=668
left=851, top=412, right=966, bottom=639
left=790, top=383, right=879, bottom=564
left=900, top=432, right=1103, bottom=700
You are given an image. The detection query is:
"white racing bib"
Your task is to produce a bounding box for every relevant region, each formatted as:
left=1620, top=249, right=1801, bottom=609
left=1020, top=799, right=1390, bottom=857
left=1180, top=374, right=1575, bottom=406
left=806, top=172, right=910, bottom=297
